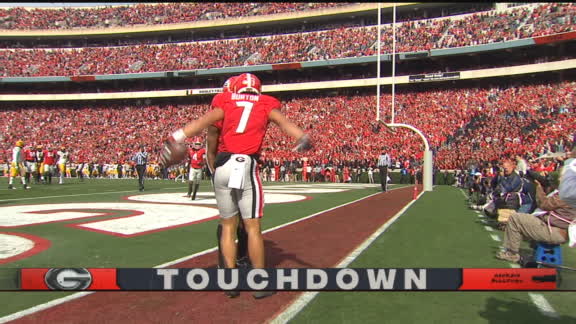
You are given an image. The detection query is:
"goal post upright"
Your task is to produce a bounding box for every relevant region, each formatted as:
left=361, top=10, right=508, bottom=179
left=381, top=3, right=433, bottom=192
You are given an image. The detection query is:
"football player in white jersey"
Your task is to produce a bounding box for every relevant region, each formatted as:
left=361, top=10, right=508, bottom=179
left=57, top=146, right=70, bottom=185
left=8, top=140, right=29, bottom=189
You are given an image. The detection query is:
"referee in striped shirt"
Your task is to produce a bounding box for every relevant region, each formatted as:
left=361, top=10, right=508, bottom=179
left=132, top=145, right=148, bottom=192
left=377, top=148, right=391, bottom=192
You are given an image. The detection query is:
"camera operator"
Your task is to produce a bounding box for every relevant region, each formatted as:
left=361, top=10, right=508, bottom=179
left=496, top=168, right=576, bottom=263
left=493, top=159, right=532, bottom=213
left=469, top=172, right=483, bottom=207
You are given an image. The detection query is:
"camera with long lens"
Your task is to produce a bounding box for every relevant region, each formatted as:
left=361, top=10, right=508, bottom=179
left=525, top=169, right=550, bottom=187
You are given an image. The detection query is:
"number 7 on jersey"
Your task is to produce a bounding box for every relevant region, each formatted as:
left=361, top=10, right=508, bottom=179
left=235, top=101, right=254, bottom=133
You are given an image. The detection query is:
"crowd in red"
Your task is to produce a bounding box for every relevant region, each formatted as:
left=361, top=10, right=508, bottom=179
left=522, top=3, right=576, bottom=37
left=1, top=80, right=573, bottom=170
left=0, top=3, right=350, bottom=30
left=1, top=3, right=575, bottom=77
left=436, top=82, right=576, bottom=169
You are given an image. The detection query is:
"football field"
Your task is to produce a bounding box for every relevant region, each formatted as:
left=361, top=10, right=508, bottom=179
left=0, top=178, right=574, bottom=323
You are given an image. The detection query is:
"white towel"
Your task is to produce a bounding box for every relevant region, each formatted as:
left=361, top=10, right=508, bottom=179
left=228, top=154, right=248, bottom=189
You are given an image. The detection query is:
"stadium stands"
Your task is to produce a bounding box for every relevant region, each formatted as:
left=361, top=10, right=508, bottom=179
left=1, top=3, right=575, bottom=77
left=1, top=80, right=573, bottom=170
left=0, top=2, right=573, bottom=176
left=0, top=3, right=352, bottom=30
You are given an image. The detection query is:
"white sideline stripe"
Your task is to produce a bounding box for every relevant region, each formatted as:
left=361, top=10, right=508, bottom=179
left=271, top=189, right=424, bottom=324
left=0, top=293, right=92, bottom=324
left=509, top=263, right=558, bottom=317
left=0, top=186, right=398, bottom=324
left=528, top=294, right=559, bottom=318
left=489, top=234, right=501, bottom=242
left=484, top=226, right=494, bottom=232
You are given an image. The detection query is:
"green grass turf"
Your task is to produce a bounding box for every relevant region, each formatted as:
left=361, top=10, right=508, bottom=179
left=292, top=186, right=576, bottom=324
left=0, top=178, right=386, bottom=317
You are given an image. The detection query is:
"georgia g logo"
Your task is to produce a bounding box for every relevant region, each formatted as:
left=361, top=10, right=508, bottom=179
left=44, top=268, right=93, bottom=290
left=235, top=157, right=246, bottom=162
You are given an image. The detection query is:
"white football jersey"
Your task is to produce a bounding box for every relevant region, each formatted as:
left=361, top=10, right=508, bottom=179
left=57, top=151, right=69, bottom=165
left=12, top=146, right=23, bottom=163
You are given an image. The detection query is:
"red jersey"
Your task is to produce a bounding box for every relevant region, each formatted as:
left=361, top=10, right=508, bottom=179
left=76, top=153, right=86, bottom=163
left=189, top=148, right=206, bottom=169
left=211, top=92, right=280, bottom=155
left=44, top=150, right=56, bottom=165
left=274, top=164, right=280, bottom=181
left=212, top=120, right=226, bottom=153
left=343, top=167, right=350, bottom=182
left=24, top=149, right=36, bottom=162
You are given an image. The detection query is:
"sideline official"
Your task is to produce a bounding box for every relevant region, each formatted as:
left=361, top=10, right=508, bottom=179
left=378, top=148, right=391, bottom=192
left=132, top=145, right=148, bottom=192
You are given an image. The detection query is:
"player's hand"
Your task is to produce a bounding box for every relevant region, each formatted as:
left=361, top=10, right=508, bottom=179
left=159, top=139, right=187, bottom=168
left=293, top=134, right=313, bottom=152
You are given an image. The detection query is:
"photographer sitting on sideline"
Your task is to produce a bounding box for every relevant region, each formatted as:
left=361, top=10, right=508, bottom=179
left=496, top=168, right=576, bottom=263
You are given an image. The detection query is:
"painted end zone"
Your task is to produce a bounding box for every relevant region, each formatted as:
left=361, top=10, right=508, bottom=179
left=123, top=192, right=309, bottom=205
left=5, top=187, right=415, bottom=324
left=0, top=233, right=51, bottom=265
left=0, top=203, right=221, bottom=238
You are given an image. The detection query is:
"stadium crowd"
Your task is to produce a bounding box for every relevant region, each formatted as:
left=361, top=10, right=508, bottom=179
left=1, top=80, right=573, bottom=177
left=3, top=52, right=574, bottom=95
left=0, top=3, right=351, bottom=30
left=1, top=3, right=575, bottom=77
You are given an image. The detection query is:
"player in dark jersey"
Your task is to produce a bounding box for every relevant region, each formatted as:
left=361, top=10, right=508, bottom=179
left=161, top=73, right=312, bottom=299
left=35, top=145, right=45, bottom=184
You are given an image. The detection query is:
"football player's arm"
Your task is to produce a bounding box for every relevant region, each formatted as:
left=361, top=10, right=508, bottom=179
left=206, top=125, right=220, bottom=173
left=268, top=109, right=312, bottom=152
left=161, top=108, right=224, bottom=167
left=170, top=108, right=224, bottom=142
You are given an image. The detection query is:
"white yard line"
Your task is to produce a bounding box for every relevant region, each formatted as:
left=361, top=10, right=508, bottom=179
left=0, top=186, right=400, bottom=324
